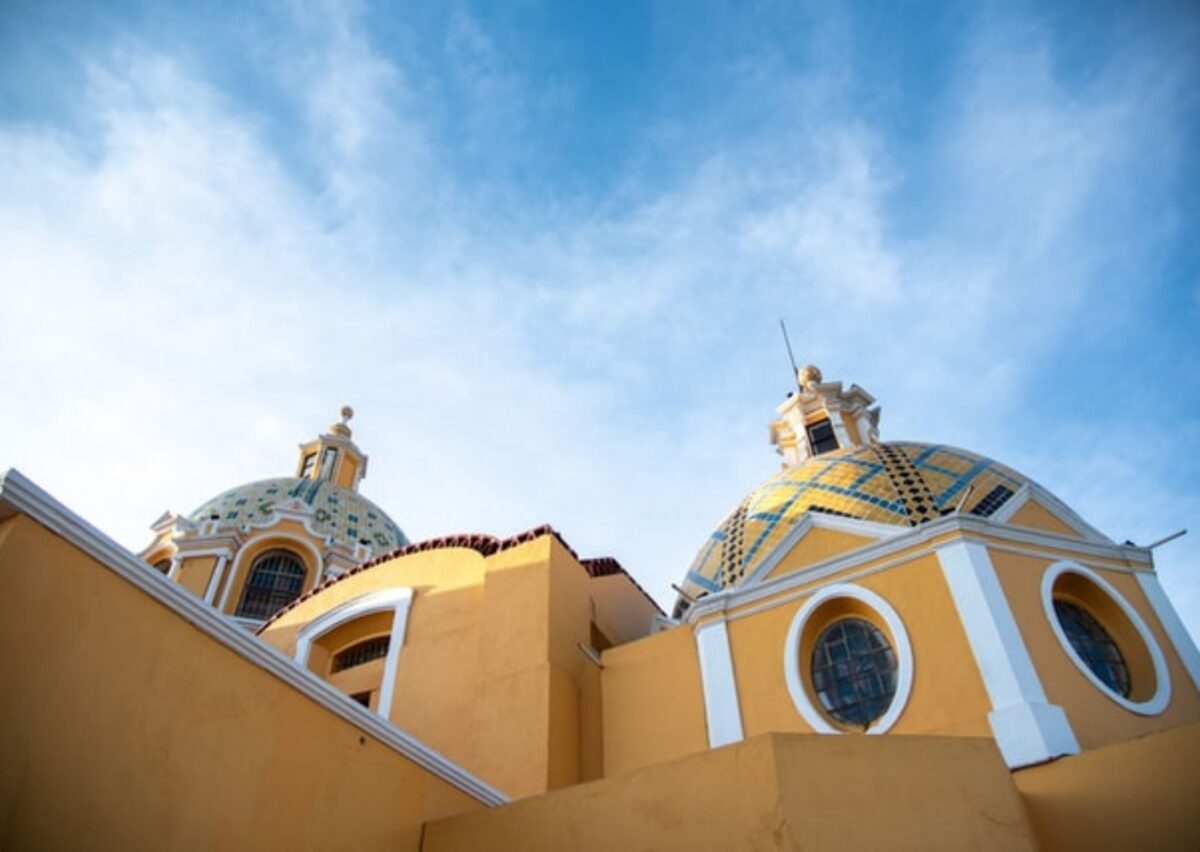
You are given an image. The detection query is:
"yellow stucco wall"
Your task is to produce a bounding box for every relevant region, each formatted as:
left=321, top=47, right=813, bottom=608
left=174, top=553, right=217, bottom=597
left=599, top=624, right=709, bottom=776
left=0, top=513, right=482, bottom=851
left=990, top=550, right=1200, bottom=748
left=1008, top=500, right=1082, bottom=538
left=1014, top=719, right=1200, bottom=851
left=261, top=534, right=601, bottom=800
left=424, top=732, right=1035, bottom=851
left=761, top=525, right=879, bottom=580
left=730, top=549, right=993, bottom=739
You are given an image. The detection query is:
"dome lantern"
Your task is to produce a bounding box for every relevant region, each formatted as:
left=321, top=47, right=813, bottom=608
left=297, top=405, right=369, bottom=492
left=769, top=365, right=880, bottom=467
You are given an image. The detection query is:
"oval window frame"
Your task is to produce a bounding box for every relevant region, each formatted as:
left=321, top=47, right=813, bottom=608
left=1041, top=561, right=1170, bottom=716
left=783, top=583, right=914, bottom=734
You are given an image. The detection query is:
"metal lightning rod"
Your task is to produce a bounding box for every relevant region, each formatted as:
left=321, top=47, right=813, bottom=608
left=779, top=318, right=803, bottom=394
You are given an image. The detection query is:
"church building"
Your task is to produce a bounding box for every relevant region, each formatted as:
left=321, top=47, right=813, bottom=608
left=1, top=367, right=1197, bottom=849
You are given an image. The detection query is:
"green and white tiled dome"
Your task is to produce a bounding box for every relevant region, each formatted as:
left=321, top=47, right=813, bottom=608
left=189, top=477, right=408, bottom=552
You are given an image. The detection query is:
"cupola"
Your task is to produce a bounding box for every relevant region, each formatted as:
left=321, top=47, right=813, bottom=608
left=296, top=406, right=368, bottom=491
left=768, top=364, right=880, bottom=467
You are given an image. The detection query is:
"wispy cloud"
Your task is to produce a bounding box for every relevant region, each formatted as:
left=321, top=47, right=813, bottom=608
left=1, top=1, right=1196, bottom=636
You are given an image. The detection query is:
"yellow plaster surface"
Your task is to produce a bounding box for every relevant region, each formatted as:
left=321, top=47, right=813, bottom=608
left=1015, top=719, right=1200, bottom=851
left=424, top=732, right=1035, bottom=852
left=1008, top=500, right=1082, bottom=539
left=761, top=525, right=879, bottom=580
left=729, top=550, right=992, bottom=739
left=599, top=625, right=709, bottom=776
left=0, top=514, right=481, bottom=851
left=990, top=549, right=1200, bottom=748
left=175, top=553, right=217, bottom=597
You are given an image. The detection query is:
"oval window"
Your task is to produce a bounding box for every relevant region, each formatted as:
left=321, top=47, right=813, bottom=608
left=811, top=617, right=899, bottom=727
left=1052, top=599, right=1131, bottom=697
left=784, top=583, right=914, bottom=735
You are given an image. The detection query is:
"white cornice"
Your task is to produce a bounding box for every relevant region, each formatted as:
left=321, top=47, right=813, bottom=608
left=0, top=468, right=509, bottom=808
left=684, top=511, right=1151, bottom=625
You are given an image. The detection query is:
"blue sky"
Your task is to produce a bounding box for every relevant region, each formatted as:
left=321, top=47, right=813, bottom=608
left=1, top=1, right=1198, bottom=636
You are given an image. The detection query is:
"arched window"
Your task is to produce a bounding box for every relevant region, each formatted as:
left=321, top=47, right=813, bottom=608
left=235, top=549, right=306, bottom=620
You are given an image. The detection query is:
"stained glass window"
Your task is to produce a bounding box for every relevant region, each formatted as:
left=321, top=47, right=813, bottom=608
left=811, top=618, right=898, bottom=727
left=1054, top=599, right=1131, bottom=697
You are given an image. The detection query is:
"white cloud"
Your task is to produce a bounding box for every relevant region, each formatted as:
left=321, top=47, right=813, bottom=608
left=0, top=3, right=1196, bottom=643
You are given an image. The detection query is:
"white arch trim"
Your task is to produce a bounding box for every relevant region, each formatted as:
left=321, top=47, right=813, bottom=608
left=294, top=587, right=414, bottom=719
left=1042, top=561, right=1171, bottom=716
left=218, top=531, right=324, bottom=613
left=783, top=583, right=914, bottom=735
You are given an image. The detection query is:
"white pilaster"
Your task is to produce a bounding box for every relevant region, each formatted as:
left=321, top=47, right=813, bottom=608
left=695, top=618, right=744, bottom=748
left=203, top=554, right=229, bottom=605
left=1136, top=571, right=1200, bottom=693
left=937, top=540, right=1079, bottom=768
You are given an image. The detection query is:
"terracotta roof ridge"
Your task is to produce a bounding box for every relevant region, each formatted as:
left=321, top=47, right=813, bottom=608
left=579, top=555, right=665, bottom=616
left=258, top=525, right=663, bottom=629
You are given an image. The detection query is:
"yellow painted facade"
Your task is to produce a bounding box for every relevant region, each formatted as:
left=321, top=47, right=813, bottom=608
left=2, top=368, right=1198, bottom=848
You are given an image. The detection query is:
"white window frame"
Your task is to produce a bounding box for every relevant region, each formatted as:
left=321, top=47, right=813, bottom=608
left=783, top=583, right=914, bottom=735
left=294, top=587, right=414, bottom=719
left=1041, top=561, right=1170, bottom=716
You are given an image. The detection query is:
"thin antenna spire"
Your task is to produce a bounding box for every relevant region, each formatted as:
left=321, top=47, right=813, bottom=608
left=779, top=318, right=802, bottom=394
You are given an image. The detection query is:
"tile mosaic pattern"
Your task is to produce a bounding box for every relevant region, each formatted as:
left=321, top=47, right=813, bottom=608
left=679, top=442, right=1027, bottom=607
left=189, top=477, right=409, bottom=552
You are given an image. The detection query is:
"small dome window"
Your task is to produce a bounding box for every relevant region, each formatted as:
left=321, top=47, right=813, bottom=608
left=319, top=447, right=338, bottom=480
left=806, top=418, right=839, bottom=455
left=236, top=549, right=306, bottom=620
left=811, top=618, right=899, bottom=727
left=1052, top=599, right=1131, bottom=697
left=969, top=484, right=1015, bottom=517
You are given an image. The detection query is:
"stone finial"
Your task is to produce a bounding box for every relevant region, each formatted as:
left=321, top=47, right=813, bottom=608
left=797, top=364, right=823, bottom=389
left=330, top=405, right=354, bottom=437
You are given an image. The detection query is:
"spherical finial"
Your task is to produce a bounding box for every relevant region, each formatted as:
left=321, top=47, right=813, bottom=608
left=797, top=364, right=823, bottom=388
left=340, top=405, right=354, bottom=424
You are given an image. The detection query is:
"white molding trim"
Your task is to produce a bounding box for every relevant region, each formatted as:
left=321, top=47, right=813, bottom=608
left=937, top=541, right=1079, bottom=768
left=1135, top=571, right=1200, bottom=693
left=1042, top=561, right=1171, bottom=715
left=782, top=583, right=913, bottom=735
left=686, top=511, right=1150, bottom=627
left=295, top=587, right=414, bottom=719
left=0, top=469, right=508, bottom=807
left=694, top=618, right=744, bottom=748
left=219, top=531, right=324, bottom=614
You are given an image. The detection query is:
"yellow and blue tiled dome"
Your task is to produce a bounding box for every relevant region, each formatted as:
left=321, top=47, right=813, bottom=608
left=679, top=442, right=1029, bottom=608
left=189, top=477, right=408, bottom=552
